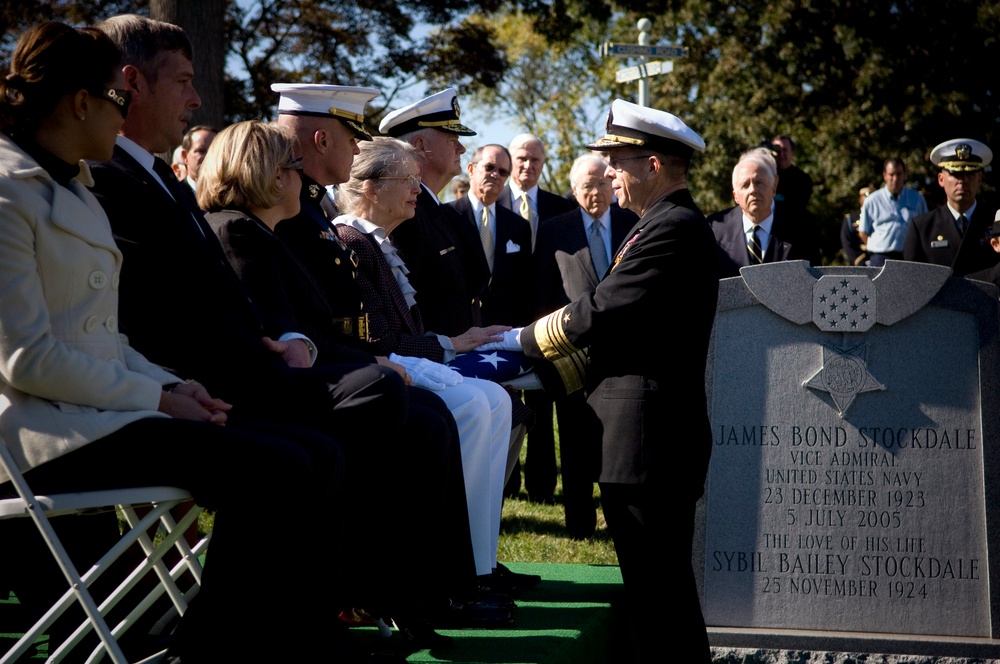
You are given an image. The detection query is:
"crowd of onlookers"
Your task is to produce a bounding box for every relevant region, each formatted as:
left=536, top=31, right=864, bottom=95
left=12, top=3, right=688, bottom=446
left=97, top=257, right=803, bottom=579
left=1, top=11, right=995, bottom=663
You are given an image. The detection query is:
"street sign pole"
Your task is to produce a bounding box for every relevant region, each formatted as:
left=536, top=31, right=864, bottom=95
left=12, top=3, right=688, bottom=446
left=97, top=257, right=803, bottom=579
left=637, top=18, right=651, bottom=107
left=602, top=19, right=688, bottom=108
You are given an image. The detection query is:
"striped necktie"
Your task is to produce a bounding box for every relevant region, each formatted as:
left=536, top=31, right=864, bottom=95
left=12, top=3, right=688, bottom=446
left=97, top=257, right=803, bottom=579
left=747, top=225, right=764, bottom=264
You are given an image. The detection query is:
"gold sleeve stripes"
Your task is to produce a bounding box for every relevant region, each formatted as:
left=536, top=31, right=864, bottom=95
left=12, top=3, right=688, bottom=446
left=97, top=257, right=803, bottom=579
left=534, top=306, right=587, bottom=394
left=534, top=306, right=580, bottom=360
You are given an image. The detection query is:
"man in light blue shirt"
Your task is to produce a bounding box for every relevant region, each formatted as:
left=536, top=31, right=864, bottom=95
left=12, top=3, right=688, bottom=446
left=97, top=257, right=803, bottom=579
left=859, top=158, right=927, bottom=266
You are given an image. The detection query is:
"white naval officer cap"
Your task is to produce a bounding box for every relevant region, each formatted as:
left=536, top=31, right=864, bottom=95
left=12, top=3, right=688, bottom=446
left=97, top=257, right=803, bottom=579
left=930, top=138, right=992, bottom=173
left=271, top=83, right=380, bottom=141
left=587, top=99, right=705, bottom=158
left=379, top=88, right=476, bottom=138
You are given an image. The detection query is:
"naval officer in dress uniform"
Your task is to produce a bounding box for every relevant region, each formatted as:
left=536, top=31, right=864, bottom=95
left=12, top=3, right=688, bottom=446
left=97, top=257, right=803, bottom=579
left=480, top=99, right=720, bottom=661
left=903, top=139, right=998, bottom=276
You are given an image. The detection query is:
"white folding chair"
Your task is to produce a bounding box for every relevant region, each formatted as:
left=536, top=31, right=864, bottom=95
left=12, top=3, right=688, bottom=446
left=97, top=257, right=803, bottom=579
left=0, top=436, right=210, bottom=663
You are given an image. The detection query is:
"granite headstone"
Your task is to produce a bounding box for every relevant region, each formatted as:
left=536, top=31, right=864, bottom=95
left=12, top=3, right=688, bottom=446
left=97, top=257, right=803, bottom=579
left=699, top=261, right=1000, bottom=656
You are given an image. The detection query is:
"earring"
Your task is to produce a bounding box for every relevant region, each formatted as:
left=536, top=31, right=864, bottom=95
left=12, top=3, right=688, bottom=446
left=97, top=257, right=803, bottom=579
left=78, top=114, right=86, bottom=121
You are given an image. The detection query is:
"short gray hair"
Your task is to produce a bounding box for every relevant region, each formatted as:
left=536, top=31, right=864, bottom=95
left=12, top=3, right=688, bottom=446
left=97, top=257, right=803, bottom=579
left=569, top=154, right=608, bottom=189
left=509, top=133, right=544, bottom=158
left=732, top=147, right=777, bottom=189
left=338, top=137, right=420, bottom=213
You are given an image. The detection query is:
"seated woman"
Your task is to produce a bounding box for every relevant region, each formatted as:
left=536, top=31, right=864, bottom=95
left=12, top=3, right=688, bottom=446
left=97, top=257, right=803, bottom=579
left=332, top=137, right=528, bottom=585
left=0, top=22, right=339, bottom=662
left=197, top=120, right=498, bottom=639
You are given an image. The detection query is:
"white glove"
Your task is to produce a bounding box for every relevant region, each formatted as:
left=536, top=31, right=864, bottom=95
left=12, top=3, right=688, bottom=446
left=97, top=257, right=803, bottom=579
left=389, top=353, right=463, bottom=391
left=475, top=328, right=523, bottom=352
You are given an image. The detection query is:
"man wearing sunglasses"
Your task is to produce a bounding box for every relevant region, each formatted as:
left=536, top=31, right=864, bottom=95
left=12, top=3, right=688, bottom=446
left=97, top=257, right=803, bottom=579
left=448, top=144, right=534, bottom=328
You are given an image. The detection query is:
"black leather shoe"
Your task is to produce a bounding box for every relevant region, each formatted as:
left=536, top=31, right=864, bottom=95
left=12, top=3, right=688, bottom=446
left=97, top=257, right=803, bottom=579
left=487, top=563, right=542, bottom=594
left=433, top=598, right=515, bottom=628
left=395, top=619, right=454, bottom=650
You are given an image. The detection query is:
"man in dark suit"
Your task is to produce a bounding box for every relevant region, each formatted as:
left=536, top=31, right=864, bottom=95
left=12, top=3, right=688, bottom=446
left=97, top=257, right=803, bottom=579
left=904, top=138, right=998, bottom=277
left=178, top=123, right=216, bottom=197
left=498, top=134, right=577, bottom=503
left=379, top=89, right=490, bottom=337
left=533, top=154, right=637, bottom=538
left=446, top=144, right=534, bottom=328
left=708, top=147, right=815, bottom=278
left=487, top=99, right=719, bottom=661
left=499, top=134, right=577, bottom=250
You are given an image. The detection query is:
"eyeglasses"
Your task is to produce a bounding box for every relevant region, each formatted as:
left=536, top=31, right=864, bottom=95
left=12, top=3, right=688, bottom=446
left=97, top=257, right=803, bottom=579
left=607, top=155, right=651, bottom=172
left=379, top=174, right=421, bottom=187
left=476, top=162, right=511, bottom=178
left=93, top=87, right=131, bottom=118
left=281, top=156, right=304, bottom=170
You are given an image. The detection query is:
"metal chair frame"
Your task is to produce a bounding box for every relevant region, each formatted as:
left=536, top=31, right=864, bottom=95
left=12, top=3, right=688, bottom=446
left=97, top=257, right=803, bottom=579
left=0, top=437, right=210, bottom=663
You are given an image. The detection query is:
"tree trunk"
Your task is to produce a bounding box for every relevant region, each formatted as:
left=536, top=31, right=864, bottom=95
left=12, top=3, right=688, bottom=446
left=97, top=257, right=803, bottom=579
left=149, top=0, right=226, bottom=130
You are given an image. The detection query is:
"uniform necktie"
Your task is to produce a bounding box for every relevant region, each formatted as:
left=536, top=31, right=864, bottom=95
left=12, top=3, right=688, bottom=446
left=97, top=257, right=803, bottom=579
left=957, top=214, right=968, bottom=237
left=480, top=205, right=495, bottom=272
left=747, top=225, right=764, bottom=264
left=589, top=217, right=609, bottom=278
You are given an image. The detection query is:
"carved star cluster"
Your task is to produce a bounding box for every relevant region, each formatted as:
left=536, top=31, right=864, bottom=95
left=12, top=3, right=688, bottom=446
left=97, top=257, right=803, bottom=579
left=812, top=275, right=876, bottom=332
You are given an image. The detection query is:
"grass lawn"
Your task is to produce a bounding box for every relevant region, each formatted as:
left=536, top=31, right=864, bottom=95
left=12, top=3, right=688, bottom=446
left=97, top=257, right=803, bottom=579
left=498, top=415, right=618, bottom=566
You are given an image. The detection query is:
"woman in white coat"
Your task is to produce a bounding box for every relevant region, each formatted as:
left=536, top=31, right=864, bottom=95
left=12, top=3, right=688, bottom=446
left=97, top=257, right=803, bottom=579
left=0, top=22, right=340, bottom=662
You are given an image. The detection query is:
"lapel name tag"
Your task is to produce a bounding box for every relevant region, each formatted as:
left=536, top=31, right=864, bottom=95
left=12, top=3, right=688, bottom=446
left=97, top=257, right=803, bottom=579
left=931, top=240, right=949, bottom=248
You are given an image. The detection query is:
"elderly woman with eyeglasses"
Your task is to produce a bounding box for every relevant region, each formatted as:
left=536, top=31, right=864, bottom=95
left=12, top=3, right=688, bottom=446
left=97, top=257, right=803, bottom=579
left=332, top=137, right=515, bottom=584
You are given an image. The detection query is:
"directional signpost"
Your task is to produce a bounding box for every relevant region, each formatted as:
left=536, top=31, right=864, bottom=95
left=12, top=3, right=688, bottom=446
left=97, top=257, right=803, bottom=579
left=602, top=19, right=688, bottom=107
left=616, top=60, right=673, bottom=84
left=600, top=44, right=688, bottom=59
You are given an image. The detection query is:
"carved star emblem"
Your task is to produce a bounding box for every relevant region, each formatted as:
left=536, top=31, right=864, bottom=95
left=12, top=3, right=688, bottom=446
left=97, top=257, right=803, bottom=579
left=477, top=352, right=508, bottom=369
left=803, top=343, right=885, bottom=417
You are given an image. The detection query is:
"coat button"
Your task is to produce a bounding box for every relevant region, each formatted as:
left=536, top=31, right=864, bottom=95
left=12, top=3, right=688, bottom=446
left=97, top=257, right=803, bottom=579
left=84, top=316, right=99, bottom=333
left=105, top=315, right=117, bottom=332
left=88, top=271, right=107, bottom=289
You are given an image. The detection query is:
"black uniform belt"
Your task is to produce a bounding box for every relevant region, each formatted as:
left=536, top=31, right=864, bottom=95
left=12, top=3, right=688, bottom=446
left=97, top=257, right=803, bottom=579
left=333, top=314, right=369, bottom=341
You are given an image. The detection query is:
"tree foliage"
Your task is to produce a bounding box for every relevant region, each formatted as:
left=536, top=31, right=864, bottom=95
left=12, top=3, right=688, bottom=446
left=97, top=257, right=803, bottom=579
left=224, top=0, right=507, bottom=129
left=450, top=8, right=618, bottom=193
left=621, top=0, right=1000, bottom=257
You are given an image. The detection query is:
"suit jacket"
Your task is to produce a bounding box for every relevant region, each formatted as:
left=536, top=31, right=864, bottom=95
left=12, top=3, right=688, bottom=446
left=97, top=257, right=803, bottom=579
left=207, top=210, right=374, bottom=366
left=0, top=136, right=175, bottom=481
left=333, top=223, right=446, bottom=362
left=89, top=145, right=327, bottom=411
left=903, top=203, right=999, bottom=277
left=534, top=204, right=636, bottom=316
left=707, top=205, right=813, bottom=278
left=499, top=184, right=577, bottom=249
left=447, top=195, right=534, bottom=326
left=522, top=189, right=719, bottom=489
left=390, top=187, right=489, bottom=337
